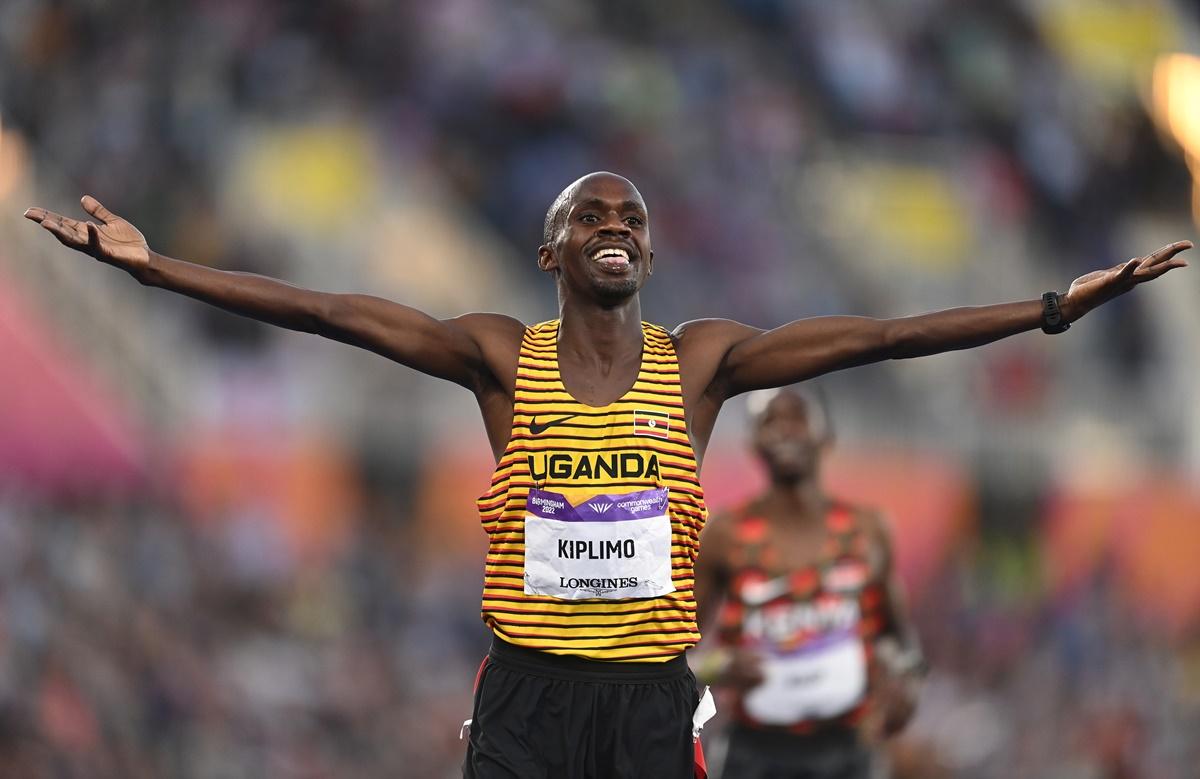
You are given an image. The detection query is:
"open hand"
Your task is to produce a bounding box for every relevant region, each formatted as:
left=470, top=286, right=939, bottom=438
left=1063, top=241, right=1191, bottom=321
left=24, top=196, right=150, bottom=274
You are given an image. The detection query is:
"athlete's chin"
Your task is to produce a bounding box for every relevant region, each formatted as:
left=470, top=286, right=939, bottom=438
left=590, top=277, right=641, bottom=303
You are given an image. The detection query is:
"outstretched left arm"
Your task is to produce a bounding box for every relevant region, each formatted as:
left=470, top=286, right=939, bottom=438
left=714, top=241, right=1191, bottom=396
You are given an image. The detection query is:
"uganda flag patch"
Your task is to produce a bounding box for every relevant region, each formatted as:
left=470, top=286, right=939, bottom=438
left=634, top=409, right=670, bottom=439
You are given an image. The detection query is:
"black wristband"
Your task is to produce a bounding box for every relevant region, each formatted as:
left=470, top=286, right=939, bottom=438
left=1041, top=291, right=1070, bottom=334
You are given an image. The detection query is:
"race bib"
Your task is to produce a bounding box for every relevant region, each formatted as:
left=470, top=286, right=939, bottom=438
left=523, top=487, right=676, bottom=600
left=742, top=628, right=866, bottom=724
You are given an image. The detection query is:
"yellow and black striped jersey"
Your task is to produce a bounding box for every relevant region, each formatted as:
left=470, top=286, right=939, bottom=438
left=477, top=320, right=707, bottom=662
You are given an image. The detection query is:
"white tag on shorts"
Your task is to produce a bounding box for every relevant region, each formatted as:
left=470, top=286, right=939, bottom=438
left=742, top=628, right=867, bottom=724
left=692, top=686, right=717, bottom=741
left=523, top=487, right=676, bottom=600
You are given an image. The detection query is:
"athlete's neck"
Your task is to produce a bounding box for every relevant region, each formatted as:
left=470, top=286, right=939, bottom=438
left=557, top=299, right=644, bottom=369
left=761, top=477, right=826, bottom=527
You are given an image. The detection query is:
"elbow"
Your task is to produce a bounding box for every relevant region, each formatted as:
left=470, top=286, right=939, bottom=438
left=304, top=292, right=342, bottom=336
left=880, top=320, right=918, bottom=360
left=866, top=321, right=906, bottom=362
left=312, top=293, right=380, bottom=348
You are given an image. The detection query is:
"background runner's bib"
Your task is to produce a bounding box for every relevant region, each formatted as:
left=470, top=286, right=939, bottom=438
left=742, top=627, right=867, bottom=724
left=524, top=487, right=675, bottom=600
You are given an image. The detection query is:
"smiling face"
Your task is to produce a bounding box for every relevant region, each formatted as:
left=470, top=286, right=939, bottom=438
left=538, top=172, right=654, bottom=305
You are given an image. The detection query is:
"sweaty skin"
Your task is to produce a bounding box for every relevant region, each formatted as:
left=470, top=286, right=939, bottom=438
left=23, top=173, right=1192, bottom=467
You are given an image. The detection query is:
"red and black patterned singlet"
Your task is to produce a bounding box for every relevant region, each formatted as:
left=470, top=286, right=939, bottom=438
left=717, top=503, right=889, bottom=732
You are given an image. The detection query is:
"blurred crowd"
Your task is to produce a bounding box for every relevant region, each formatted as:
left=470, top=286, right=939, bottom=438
left=4, top=0, right=1197, bottom=455
left=1, top=0, right=1199, bottom=777
left=0, top=494, right=488, bottom=779
left=2, top=0, right=1200, bottom=448
left=1, top=0, right=1190, bottom=325
left=2, top=495, right=1198, bottom=778
left=892, top=553, right=1200, bottom=779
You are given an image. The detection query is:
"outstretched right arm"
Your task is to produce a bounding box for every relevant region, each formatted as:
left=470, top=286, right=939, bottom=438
left=25, top=196, right=517, bottom=391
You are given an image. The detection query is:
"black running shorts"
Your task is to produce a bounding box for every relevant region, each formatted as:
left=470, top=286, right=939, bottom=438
left=720, top=725, right=872, bottom=779
left=463, top=638, right=701, bottom=779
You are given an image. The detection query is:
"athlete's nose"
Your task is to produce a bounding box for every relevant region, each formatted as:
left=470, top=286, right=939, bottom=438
left=597, top=211, right=631, bottom=237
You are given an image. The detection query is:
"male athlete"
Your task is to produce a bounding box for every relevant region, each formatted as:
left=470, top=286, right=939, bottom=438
left=24, top=172, right=1190, bottom=778
left=695, top=388, right=921, bottom=779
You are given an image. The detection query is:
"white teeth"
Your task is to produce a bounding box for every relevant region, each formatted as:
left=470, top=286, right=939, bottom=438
left=591, top=248, right=630, bottom=262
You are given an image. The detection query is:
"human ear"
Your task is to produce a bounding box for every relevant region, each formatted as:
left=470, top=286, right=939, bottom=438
left=537, top=244, right=558, bottom=273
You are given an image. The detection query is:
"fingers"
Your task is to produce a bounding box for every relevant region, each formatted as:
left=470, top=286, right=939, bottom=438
left=41, top=218, right=74, bottom=245
left=36, top=211, right=88, bottom=248
left=27, top=198, right=116, bottom=226
left=1128, top=240, right=1192, bottom=282
left=1163, top=239, right=1193, bottom=254
left=1117, top=257, right=1139, bottom=280
left=80, top=195, right=115, bottom=224
left=25, top=202, right=110, bottom=254
left=87, top=221, right=102, bottom=253
left=1137, top=257, right=1188, bottom=281
left=1139, top=240, right=1194, bottom=270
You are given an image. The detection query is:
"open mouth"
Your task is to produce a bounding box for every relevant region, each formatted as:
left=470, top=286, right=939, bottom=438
left=590, top=246, right=634, bottom=273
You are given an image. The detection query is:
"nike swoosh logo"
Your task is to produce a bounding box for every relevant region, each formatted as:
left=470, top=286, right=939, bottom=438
left=529, top=414, right=580, bottom=435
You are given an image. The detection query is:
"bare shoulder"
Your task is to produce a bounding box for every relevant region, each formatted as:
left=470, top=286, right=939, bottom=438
left=671, top=317, right=762, bottom=350
left=449, top=312, right=526, bottom=342
left=671, top=318, right=763, bottom=397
